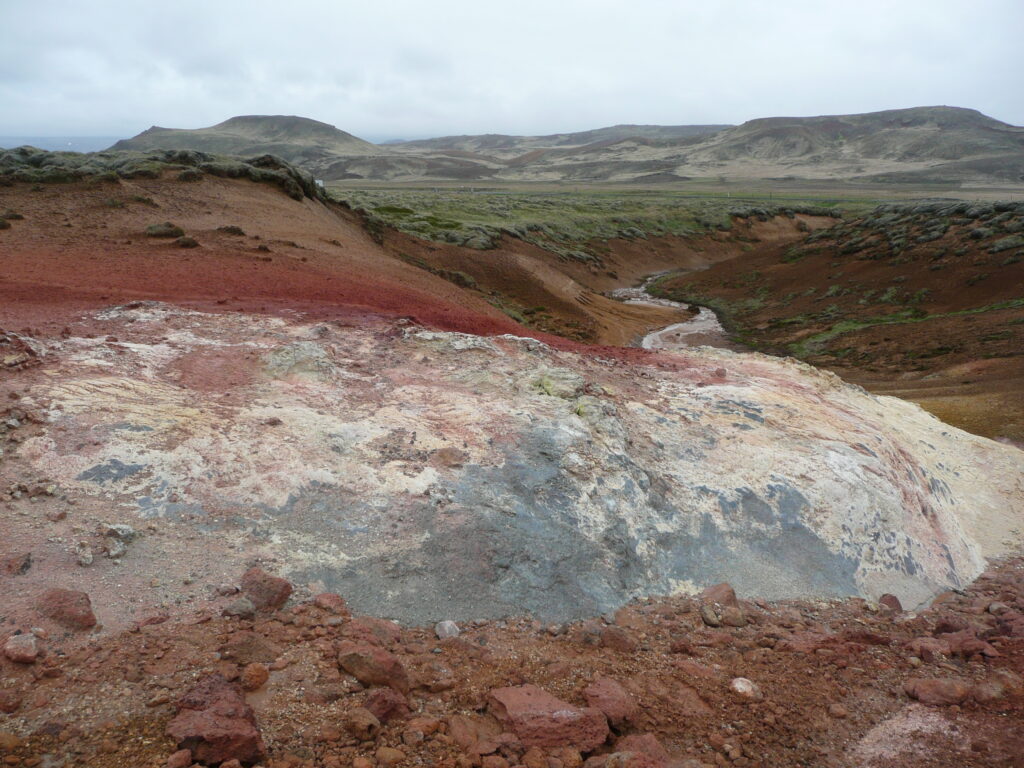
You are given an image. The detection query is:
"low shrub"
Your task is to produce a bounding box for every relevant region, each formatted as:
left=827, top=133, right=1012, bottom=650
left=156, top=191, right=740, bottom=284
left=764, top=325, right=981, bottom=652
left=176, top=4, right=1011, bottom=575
left=145, top=221, right=185, bottom=238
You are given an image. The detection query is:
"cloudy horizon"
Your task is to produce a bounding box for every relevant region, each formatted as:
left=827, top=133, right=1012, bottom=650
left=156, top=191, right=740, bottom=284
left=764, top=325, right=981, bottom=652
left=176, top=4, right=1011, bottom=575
left=2, top=0, right=1022, bottom=144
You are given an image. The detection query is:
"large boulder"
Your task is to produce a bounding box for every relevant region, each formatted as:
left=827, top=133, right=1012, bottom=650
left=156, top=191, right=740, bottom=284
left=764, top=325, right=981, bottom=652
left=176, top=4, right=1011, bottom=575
left=488, top=684, right=609, bottom=751
left=36, top=588, right=96, bottom=630
left=165, top=675, right=266, bottom=765
left=584, top=677, right=637, bottom=728
left=239, top=567, right=292, bottom=611
left=903, top=678, right=972, bottom=706
left=337, top=642, right=410, bottom=693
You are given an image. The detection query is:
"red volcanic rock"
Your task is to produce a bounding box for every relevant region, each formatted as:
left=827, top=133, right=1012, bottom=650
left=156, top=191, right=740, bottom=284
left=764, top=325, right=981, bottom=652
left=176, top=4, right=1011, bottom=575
left=344, top=707, right=381, bottom=741
left=365, top=687, right=410, bottom=723
left=720, top=606, right=747, bottom=627
left=584, top=678, right=637, bottom=728
left=487, top=684, right=609, bottom=751
left=1, top=552, right=31, bottom=576
left=775, top=631, right=837, bottom=654
left=337, top=642, right=410, bottom=693
left=165, top=674, right=266, bottom=765
left=313, top=593, right=350, bottom=616
left=600, top=626, right=639, bottom=653
left=940, top=629, right=999, bottom=658
left=700, top=583, right=739, bottom=608
left=878, top=594, right=903, bottom=613
left=3, top=633, right=39, bottom=664
left=219, top=631, right=281, bottom=665
left=344, top=616, right=402, bottom=647
left=239, top=567, right=292, bottom=610
left=904, top=636, right=951, bottom=663
left=165, top=749, right=192, bottom=768
left=933, top=616, right=969, bottom=635
left=971, top=679, right=1009, bottom=703
left=0, top=689, right=22, bottom=714
left=375, top=747, right=406, bottom=767
left=614, top=733, right=671, bottom=767
left=996, top=610, right=1024, bottom=637
left=36, top=588, right=96, bottom=629
left=239, top=663, right=269, bottom=692
left=904, top=677, right=972, bottom=706
left=627, top=673, right=711, bottom=717
left=841, top=629, right=891, bottom=646
left=447, top=714, right=502, bottom=753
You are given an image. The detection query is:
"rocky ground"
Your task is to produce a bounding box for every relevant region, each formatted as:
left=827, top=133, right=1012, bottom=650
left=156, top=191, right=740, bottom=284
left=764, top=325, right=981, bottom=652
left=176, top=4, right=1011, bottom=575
left=1, top=561, right=1023, bottom=768
left=0, top=303, right=1021, bottom=767
left=2, top=174, right=1023, bottom=767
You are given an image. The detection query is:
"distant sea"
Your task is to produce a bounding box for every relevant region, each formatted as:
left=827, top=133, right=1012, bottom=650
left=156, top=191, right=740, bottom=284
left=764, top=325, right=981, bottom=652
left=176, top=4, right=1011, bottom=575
left=0, top=137, right=122, bottom=153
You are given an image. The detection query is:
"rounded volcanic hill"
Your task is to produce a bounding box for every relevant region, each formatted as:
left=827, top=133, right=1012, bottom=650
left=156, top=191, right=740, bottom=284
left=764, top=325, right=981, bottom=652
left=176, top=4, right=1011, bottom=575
left=109, top=115, right=381, bottom=159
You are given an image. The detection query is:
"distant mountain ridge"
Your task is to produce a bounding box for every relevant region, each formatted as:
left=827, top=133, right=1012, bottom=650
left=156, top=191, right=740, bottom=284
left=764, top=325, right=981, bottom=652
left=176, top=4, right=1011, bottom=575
left=108, top=107, right=1024, bottom=186
left=110, top=115, right=379, bottom=160
left=391, top=123, right=732, bottom=153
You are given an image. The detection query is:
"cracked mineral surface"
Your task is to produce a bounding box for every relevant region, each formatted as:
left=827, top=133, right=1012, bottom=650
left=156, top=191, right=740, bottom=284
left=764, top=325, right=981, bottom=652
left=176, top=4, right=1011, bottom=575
left=5, top=302, right=1021, bottom=628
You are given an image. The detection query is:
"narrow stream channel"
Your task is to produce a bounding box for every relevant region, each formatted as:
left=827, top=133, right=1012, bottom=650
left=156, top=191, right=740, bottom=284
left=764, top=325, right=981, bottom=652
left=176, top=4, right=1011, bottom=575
left=609, top=273, right=737, bottom=352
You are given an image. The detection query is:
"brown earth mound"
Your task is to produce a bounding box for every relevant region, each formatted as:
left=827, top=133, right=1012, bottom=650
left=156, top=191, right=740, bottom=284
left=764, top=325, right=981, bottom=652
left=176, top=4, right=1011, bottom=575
left=0, top=174, right=536, bottom=341
left=652, top=200, right=1024, bottom=441
left=0, top=173, right=825, bottom=355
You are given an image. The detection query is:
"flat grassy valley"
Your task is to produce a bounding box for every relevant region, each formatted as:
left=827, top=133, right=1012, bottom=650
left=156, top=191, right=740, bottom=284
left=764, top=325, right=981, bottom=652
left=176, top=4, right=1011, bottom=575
left=330, top=186, right=853, bottom=259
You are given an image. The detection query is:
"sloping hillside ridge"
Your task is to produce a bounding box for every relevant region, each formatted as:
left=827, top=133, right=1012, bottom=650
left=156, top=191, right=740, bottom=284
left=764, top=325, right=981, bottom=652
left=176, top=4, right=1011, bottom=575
left=494, top=107, right=1024, bottom=184
left=649, top=198, right=1024, bottom=441
left=390, top=123, right=731, bottom=154
left=106, top=107, right=1024, bottom=184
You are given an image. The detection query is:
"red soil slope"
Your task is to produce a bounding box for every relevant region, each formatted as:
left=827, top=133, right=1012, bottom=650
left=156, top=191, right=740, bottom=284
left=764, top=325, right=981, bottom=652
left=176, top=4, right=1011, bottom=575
left=0, top=176, right=534, bottom=340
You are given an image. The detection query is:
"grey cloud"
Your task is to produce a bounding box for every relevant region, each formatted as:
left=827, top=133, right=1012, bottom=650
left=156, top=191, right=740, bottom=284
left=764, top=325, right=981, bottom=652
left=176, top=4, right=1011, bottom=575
left=2, top=0, right=1021, bottom=139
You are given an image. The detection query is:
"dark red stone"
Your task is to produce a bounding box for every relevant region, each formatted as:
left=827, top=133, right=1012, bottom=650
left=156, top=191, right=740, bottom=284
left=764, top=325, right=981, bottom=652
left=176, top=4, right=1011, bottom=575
left=37, top=588, right=96, bottom=630
left=165, top=674, right=266, bottom=765
left=239, top=567, right=292, bottom=610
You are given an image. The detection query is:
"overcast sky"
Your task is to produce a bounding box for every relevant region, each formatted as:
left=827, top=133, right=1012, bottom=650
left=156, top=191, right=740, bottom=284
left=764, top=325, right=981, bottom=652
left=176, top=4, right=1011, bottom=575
left=2, top=0, right=1022, bottom=142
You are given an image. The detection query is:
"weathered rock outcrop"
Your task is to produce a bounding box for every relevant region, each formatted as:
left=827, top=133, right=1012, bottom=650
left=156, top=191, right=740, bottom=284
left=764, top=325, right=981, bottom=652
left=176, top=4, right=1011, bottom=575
left=166, top=674, right=266, bottom=765
left=13, top=303, right=1024, bottom=621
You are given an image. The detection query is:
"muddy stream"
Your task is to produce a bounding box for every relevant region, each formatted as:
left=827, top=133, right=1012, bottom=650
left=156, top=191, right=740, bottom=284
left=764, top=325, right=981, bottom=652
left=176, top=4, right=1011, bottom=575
left=609, top=273, right=738, bottom=352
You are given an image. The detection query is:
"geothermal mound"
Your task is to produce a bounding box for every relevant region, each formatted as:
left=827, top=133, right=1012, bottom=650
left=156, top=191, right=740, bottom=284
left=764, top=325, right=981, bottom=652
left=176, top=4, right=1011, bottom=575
left=5, top=302, right=1021, bottom=625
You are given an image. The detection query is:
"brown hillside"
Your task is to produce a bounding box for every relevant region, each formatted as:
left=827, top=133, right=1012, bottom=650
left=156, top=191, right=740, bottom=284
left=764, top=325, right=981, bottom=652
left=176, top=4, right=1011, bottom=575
left=652, top=200, right=1024, bottom=441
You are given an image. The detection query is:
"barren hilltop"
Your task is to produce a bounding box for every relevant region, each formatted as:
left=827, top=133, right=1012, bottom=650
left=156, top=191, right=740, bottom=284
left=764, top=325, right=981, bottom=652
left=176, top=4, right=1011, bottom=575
left=110, top=116, right=379, bottom=165
left=108, top=106, right=1024, bottom=186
